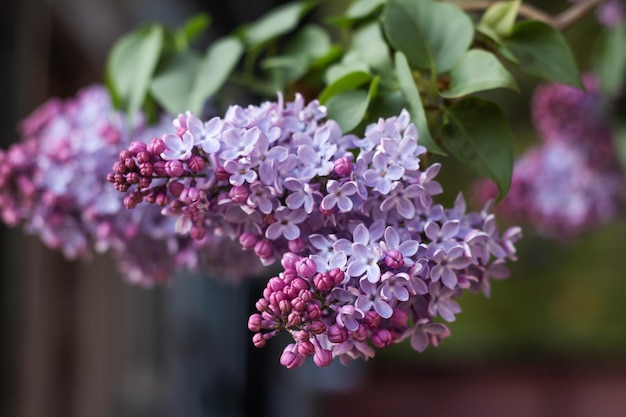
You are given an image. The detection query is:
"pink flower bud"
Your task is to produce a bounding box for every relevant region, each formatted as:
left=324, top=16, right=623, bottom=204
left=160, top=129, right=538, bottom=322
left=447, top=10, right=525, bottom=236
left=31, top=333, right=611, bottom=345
left=239, top=232, right=258, bottom=249
left=280, top=347, right=303, bottom=369
left=371, top=329, right=393, bottom=348
left=124, top=158, right=136, bottom=170
left=215, top=166, right=229, bottom=181
left=188, top=155, right=205, bottom=172
left=137, top=151, right=151, bottom=164
left=329, top=268, right=345, bottom=285
left=165, top=160, right=185, bottom=177
left=153, top=161, right=167, bottom=176
left=255, top=298, right=269, bottom=312
left=139, top=177, right=152, bottom=189
left=229, top=185, right=248, bottom=204
left=126, top=172, right=139, bottom=184
left=309, top=320, right=326, bottom=335
left=296, top=258, right=317, bottom=279
left=288, top=238, right=305, bottom=253
left=313, top=273, right=332, bottom=292
left=168, top=181, right=185, bottom=198
left=299, top=290, right=312, bottom=303
left=254, top=239, right=273, bottom=259
left=268, top=277, right=285, bottom=292
left=283, top=285, right=298, bottom=300
left=385, top=249, right=404, bottom=269
left=291, top=278, right=308, bottom=291
left=306, top=304, right=321, bottom=320
left=124, top=195, right=139, bottom=209
left=149, top=138, right=166, bottom=154
left=287, top=311, right=302, bottom=326
left=180, top=187, right=200, bottom=204
left=351, top=324, right=368, bottom=342
left=139, top=162, right=153, bottom=177
left=364, top=311, right=381, bottom=329
left=155, top=192, right=169, bottom=207
left=279, top=299, right=292, bottom=314
left=252, top=333, right=266, bottom=348
left=281, top=252, right=300, bottom=271
left=294, top=330, right=309, bottom=341
left=327, top=325, right=348, bottom=343
left=291, top=297, right=306, bottom=312
left=248, top=314, right=263, bottom=332
left=334, top=156, right=352, bottom=177
left=190, top=225, right=205, bottom=240
left=119, top=150, right=132, bottom=162
left=297, top=340, right=315, bottom=357
left=390, top=308, right=408, bottom=327
left=313, top=349, right=333, bottom=367
left=128, top=141, right=147, bottom=155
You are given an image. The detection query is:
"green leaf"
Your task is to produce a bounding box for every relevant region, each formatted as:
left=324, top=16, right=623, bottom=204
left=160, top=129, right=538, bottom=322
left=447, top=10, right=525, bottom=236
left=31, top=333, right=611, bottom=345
left=175, top=13, right=211, bottom=50
left=394, top=52, right=444, bottom=154
left=325, top=55, right=371, bottom=84
left=242, top=1, right=313, bottom=47
left=382, top=0, right=473, bottom=74
left=106, top=24, right=164, bottom=116
left=151, top=37, right=243, bottom=115
left=351, top=22, right=393, bottom=76
left=319, top=71, right=372, bottom=103
left=477, top=0, right=520, bottom=40
left=346, top=0, right=386, bottom=19
left=593, top=23, right=626, bottom=95
left=326, top=76, right=379, bottom=132
left=502, top=20, right=582, bottom=88
left=440, top=50, right=519, bottom=98
left=150, top=51, right=201, bottom=115
left=442, top=98, right=514, bottom=199
left=262, top=24, right=333, bottom=82
left=189, top=37, right=244, bottom=113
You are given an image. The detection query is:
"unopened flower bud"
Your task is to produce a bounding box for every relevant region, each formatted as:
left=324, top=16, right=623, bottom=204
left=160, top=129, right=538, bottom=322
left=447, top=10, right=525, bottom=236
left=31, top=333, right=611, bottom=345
left=281, top=252, right=300, bottom=271
left=306, top=304, right=321, bottom=320
left=153, top=161, right=167, bottom=176
left=139, top=162, right=153, bottom=177
left=329, top=268, right=345, bottom=285
left=155, top=192, right=169, bottom=207
left=148, top=138, right=166, bottom=154
left=254, top=239, right=273, bottom=259
left=309, top=320, right=326, bottom=335
left=255, top=298, right=269, bottom=312
left=190, top=225, right=205, bottom=240
left=390, top=308, right=408, bottom=327
left=296, top=258, right=317, bottom=279
left=252, top=333, right=266, bottom=348
left=351, top=324, right=368, bottom=342
left=180, top=186, right=200, bottom=204
left=364, top=311, right=381, bottom=328
left=239, top=232, right=258, bottom=249
left=297, top=340, right=315, bottom=357
left=327, top=325, right=348, bottom=343
left=165, top=160, right=185, bottom=177
left=313, top=349, right=333, bottom=367
left=280, top=347, right=303, bottom=369
left=371, top=329, right=393, bottom=348
left=334, top=156, right=352, bottom=177
left=287, top=311, right=302, bottom=326
left=229, top=185, right=248, bottom=204
left=168, top=181, right=185, bottom=197
left=291, top=297, right=306, bottom=312
left=128, top=141, right=147, bottom=155
left=385, top=249, right=404, bottom=269
left=215, top=166, right=229, bottom=181
left=248, top=314, right=263, bottom=332
left=188, top=155, right=205, bottom=172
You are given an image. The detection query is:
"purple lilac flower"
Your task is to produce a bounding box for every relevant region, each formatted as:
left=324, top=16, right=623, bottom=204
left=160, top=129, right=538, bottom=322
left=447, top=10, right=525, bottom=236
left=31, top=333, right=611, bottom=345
left=0, top=85, right=263, bottom=286
left=110, top=94, right=521, bottom=367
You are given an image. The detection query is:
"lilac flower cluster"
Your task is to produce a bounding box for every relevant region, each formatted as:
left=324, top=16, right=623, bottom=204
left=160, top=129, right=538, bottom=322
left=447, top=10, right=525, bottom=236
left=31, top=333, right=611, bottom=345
left=0, top=85, right=261, bottom=285
left=109, top=95, right=521, bottom=367
left=474, top=76, right=626, bottom=239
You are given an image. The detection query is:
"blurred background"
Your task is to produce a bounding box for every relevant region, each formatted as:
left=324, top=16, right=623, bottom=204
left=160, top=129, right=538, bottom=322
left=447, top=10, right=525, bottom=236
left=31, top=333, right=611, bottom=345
left=2, top=0, right=626, bottom=416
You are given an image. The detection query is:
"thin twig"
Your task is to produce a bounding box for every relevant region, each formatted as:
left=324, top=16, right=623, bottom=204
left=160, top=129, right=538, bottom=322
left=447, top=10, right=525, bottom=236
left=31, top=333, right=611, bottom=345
left=454, top=0, right=606, bottom=30
left=554, top=0, right=605, bottom=29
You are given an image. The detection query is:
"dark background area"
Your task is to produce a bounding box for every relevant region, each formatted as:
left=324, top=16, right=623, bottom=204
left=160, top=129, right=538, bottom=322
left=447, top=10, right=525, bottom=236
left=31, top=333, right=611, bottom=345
left=2, top=1, right=626, bottom=417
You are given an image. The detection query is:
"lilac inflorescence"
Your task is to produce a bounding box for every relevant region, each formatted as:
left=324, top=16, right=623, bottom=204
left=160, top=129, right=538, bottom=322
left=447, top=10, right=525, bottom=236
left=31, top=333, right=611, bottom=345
left=110, top=94, right=521, bottom=367
left=474, top=76, right=626, bottom=240
left=0, top=85, right=262, bottom=286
